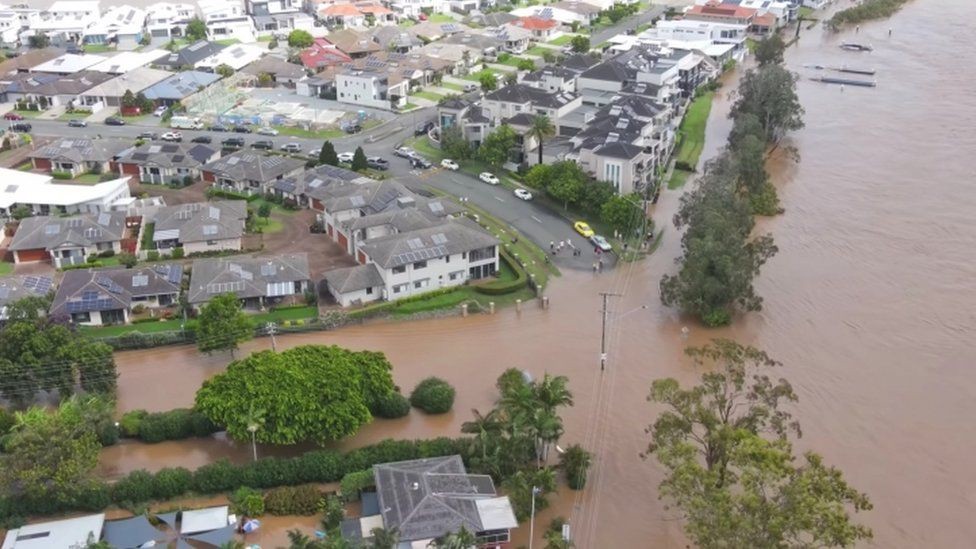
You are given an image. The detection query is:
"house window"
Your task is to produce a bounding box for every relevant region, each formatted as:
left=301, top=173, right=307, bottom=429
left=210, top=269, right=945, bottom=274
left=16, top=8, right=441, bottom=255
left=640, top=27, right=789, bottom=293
left=445, top=254, right=450, bottom=263
left=413, top=260, right=427, bottom=269
left=413, top=279, right=428, bottom=289
left=207, top=240, right=218, bottom=245
left=393, top=265, right=406, bottom=274
left=366, top=287, right=373, bottom=295
left=393, top=283, right=408, bottom=294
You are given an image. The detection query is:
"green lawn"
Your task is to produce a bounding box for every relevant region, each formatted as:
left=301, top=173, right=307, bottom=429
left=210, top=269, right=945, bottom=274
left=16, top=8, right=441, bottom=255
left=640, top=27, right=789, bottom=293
left=83, top=44, right=113, bottom=53
left=410, top=90, right=444, bottom=102
left=254, top=306, right=318, bottom=323
left=439, top=82, right=464, bottom=92
left=11, top=109, right=42, bottom=118
left=428, top=13, right=455, bottom=23
left=71, top=173, right=103, bottom=184
left=462, top=68, right=499, bottom=82
left=495, top=56, right=533, bottom=69
left=80, top=306, right=319, bottom=338
left=398, top=19, right=416, bottom=28
left=257, top=35, right=273, bottom=42
left=260, top=216, right=284, bottom=234
left=526, top=46, right=552, bottom=57
left=799, top=6, right=814, bottom=18
left=673, top=91, right=714, bottom=171
left=215, top=38, right=240, bottom=46
left=58, top=111, right=84, bottom=121
left=0, top=261, right=13, bottom=276
left=391, top=285, right=535, bottom=316
left=668, top=168, right=693, bottom=190
left=275, top=126, right=346, bottom=139
left=402, top=102, right=421, bottom=111
left=547, top=34, right=575, bottom=46
left=14, top=160, right=32, bottom=171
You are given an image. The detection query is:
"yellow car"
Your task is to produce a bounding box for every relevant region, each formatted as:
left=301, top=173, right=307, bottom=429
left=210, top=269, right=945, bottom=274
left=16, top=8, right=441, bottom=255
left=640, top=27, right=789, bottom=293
left=574, top=221, right=595, bottom=238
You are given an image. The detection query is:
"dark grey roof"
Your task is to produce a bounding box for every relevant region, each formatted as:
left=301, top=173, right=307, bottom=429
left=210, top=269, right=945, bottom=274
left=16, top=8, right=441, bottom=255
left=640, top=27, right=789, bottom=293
left=320, top=179, right=414, bottom=215
left=187, top=253, right=310, bottom=303
left=342, top=206, right=440, bottom=233
left=438, top=97, right=470, bottom=111
left=503, top=112, right=536, bottom=127
left=484, top=83, right=578, bottom=109
left=102, top=515, right=166, bottom=549
left=203, top=151, right=305, bottom=183
left=10, top=212, right=126, bottom=251
left=580, top=60, right=633, bottom=83
left=30, top=137, right=132, bottom=163
left=620, top=81, right=662, bottom=98
left=0, top=275, right=54, bottom=308
left=464, top=105, right=490, bottom=124
left=374, top=456, right=499, bottom=542
left=142, top=70, right=221, bottom=100
left=185, top=525, right=236, bottom=547
left=442, top=31, right=504, bottom=50
left=521, top=65, right=576, bottom=83
left=155, top=40, right=227, bottom=68
left=273, top=163, right=373, bottom=199
left=117, top=142, right=218, bottom=169
left=370, top=26, right=424, bottom=49
left=465, top=12, right=518, bottom=27
left=150, top=200, right=247, bottom=245
left=323, top=263, right=384, bottom=294
left=240, top=55, right=307, bottom=80
left=51, top=264, right=183, bottom=316
left=358, top=218, right=498, bottom=269
left=593, top=140, right=646, bottom=159
left=4, top=70, right=112, bottom=96
left=561, top=53, right=601, bottom=73
left=552, top=0, right=601, bottom=14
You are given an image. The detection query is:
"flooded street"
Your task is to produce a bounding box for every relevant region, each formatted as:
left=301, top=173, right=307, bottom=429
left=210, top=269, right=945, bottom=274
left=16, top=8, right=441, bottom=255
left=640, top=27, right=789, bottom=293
left=105, top=2, right=976, bottom=547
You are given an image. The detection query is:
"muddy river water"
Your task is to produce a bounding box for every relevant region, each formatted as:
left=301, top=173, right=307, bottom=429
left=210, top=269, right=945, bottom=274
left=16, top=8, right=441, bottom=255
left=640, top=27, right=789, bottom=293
left=103, top=2, right=976, bottom=547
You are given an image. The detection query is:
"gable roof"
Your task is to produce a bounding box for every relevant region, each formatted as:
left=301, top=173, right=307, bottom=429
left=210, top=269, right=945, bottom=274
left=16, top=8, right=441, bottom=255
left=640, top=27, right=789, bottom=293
left=155, top=40, right=226, bottom=68
left=30, top=137, right=132, bottom=164
left=319, top=179, right=413, bottom=215
left=187, top=253, right=310, bottom=303
left=0, top=48, right=65, bottom=76
left=273, top=163, right=373, bottom=200
left=202, top=151, right=305, bottom=183
left=142, top=70, right=221, bottom=100
left=323, top=263, right=383, bottom=294
left=240, top=55, right=306, bottom=80
left=509, top=15, right=559, bottom=31
left=30, top=53, right=105, bottom=74
left=327, top=29, right=381, bottom=56
left=87, top=50, right=170, bottom=74
left=80, top=66, right=174, bottom=98
left=5, top=70, right=113, bottom=96
left=51, top=264, right=183, bottom=317
left=561, top=53, right=601, bottom=73
left=359, top=217, right=498, bottom=269
left=484, top=83, right=579, bottom=108
left=408, top=21, right=471, bottom=41
left=10, top=212, right=127, bottom=251
left=299, top=37, right=353, bottom=70
left=117, top=141, right=219, bottom=169
left=149, top=200, right=247, bottom=245
left=0, top=275, right=54, bottom=309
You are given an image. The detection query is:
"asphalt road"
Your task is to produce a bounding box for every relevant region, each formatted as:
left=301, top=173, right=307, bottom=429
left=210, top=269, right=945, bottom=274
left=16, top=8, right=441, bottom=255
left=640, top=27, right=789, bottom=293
left=17, top=112, right=612, bottom=271
left=591, top=3, right=670, bottom=45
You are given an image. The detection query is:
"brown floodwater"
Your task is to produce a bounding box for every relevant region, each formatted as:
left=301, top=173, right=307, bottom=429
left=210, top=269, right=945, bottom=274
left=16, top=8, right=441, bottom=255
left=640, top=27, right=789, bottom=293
left=104, top=2, right=976, bottom=547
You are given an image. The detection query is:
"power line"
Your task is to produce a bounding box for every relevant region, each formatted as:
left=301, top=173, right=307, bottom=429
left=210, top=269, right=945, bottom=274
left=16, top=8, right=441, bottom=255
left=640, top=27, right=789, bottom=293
left=598, top=292, right=621, bottom=371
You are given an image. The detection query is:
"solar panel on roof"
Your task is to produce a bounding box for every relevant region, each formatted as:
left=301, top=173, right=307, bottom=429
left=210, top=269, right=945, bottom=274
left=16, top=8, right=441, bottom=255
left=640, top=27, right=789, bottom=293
left=45, top=224, right=60, bottom=235
left=260, top=263, right=275, bottom=276
left=84, top=227, right=101, bottom=239
left=97, top=213, right=111, bottom=226
left=132, top=274, right=148, bottom=287
left=431, top=233, right=447, bottom=245
left=96, top=276, right=123, bottom=294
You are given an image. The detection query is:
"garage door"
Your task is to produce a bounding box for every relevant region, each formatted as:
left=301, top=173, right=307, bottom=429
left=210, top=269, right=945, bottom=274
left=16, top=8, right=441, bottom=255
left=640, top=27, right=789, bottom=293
left=337, top=232, right=348, bottom=251
left=15, top=249, right=49, bottom=262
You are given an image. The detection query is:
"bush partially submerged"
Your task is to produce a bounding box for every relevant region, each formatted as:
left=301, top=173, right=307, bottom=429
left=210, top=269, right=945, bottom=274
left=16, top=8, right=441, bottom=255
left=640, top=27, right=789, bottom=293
left=409, top=377, right=455, bottom=414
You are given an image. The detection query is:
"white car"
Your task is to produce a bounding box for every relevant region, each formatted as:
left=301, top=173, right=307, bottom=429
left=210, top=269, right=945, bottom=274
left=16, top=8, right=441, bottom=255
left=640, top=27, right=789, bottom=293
left=479, top=172, right=500, bottom=185
left=256, top=127, right=279, bottom=136
left=514, top=188, right=533, bottom=200
left=591, top=234, right=612, bottom=252
left=160, top=131, right=183, bottom=142
left=153, top=106, right=167, bottom=117
left=280, top=143, right=302, bottom=153
left=337, top=152, right=355, bottom=163
left=441, top=158, right=459, bottom=170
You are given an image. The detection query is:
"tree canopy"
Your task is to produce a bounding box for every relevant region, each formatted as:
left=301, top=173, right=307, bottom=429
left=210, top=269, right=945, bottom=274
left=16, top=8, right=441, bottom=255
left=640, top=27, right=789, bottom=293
left=195, top=293, right=254, bottom=355
left=730, top=65, right=804, bottom=144
left=600, top=194, right=644, bottom=237
left=195, top=345, right=396, bottom=445
left=185, top=18, right=207, bottom=41
left=351, top=146, right=368, bottom=172
left=288, top=30, right=314, bottom=48
left=440, top=125, right=473, bottom=160
left=570, top=35, right=590, bottom=54
left=478, top=124, right=517, bottom=169
left=645, top=340, right=872, bottom=548
left=28, top=33, right=50, bottom=49
left=319, top=140, right=338, bottom=166
left=215, top=64, right=234, bottom=78
left=478, top=72, right=497, bottom=92
left=754, top=34, right=785, bottom=66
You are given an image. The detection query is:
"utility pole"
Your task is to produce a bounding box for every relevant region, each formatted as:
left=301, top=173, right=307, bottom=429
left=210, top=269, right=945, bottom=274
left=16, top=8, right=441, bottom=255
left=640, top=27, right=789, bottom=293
left=599, top=292, right=621, bottom=371
left=266, top=322, right=277, bottom=352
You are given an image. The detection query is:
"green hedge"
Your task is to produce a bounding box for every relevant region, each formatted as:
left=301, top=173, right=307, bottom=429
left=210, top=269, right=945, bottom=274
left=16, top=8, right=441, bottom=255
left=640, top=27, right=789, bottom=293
left=206, top=187, right=261, bottom=202
left=339, top=469, right=374, bottom=503
left=371, top=391, right=411, bottom=419
left=264, top=485, right=321, bottom=515
left=0, top=437, right=470, bottom=520
left=347, top=286, right=465, bottom=320
left=475, top=251, right=527, bottom=295
left=119, top=408, right=220, bottom=443
left=51, top=171, right=73, bottom=180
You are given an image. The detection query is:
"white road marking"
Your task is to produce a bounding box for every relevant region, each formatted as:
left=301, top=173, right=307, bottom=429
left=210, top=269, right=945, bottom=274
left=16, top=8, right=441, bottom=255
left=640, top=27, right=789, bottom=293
left=531, top=216, right=543, bottom=223
left=494, top=197, right=505, bottom=202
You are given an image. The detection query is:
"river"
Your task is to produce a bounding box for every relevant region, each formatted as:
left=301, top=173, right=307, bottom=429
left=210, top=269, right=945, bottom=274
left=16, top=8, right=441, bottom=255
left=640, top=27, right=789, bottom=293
left=103, top=2, right=976, bottom=547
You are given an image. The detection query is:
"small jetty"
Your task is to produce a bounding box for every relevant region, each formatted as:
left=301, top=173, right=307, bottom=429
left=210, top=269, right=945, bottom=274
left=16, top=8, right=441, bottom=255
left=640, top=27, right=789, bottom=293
left=805, top=64, right=877, bottom=76
left=840, top=42, right=873, bottom=52
left=811, top=76, right=877, bottom=87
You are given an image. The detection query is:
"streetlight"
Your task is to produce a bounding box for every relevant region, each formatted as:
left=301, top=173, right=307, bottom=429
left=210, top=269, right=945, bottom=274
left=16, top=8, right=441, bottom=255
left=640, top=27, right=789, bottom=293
left=247, top=423, right=259, bottom=462
left=528, top=486, right=542, bottom=549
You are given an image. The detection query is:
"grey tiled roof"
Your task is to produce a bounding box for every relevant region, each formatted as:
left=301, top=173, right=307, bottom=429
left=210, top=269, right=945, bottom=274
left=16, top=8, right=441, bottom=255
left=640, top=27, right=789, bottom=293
left=323, top=263, right=383, bottom=294
left=50, top=264, right=182, bottom=316
left=142, top=70, right=221, bottom=100
left=30, top=137, right=132, bottom=164
left=484, top=83, right=578, bottom=109
left=358, top=217, right=497, bottom=269
left=149, top=200, right=247, bottom=245
left=561, top=53, right=601, bottom=73
left=117, top=142, right=218, bottom=169
left=10, top=212, right=126, bottom=251
left=273, top=164, right=373, bottom=199
left=155, top=40, right=226, bottom=68
left=593, top=140, right=646, bottom=159
left=341, top=207, right=442, bottom=233
left=0, top=275, right=54, bottom=308
left=320, top=179, right=414, bottom=215
left=240, top=55, right=307, bottom=80
left=5, top=70, right=112, bottom=96
left=187, top=253, right=310, bottom=304
left=203, top=151, right=305, bottom=184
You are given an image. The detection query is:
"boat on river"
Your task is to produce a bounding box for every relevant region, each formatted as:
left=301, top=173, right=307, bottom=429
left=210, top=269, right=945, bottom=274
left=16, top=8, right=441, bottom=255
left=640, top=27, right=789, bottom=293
left=840, top=42, right=873, bottom=52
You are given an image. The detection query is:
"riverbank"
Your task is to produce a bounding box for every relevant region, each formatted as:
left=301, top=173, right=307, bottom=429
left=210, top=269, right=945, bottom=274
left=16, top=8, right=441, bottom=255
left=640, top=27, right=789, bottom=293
left=827, top=0, right=911, bottom=30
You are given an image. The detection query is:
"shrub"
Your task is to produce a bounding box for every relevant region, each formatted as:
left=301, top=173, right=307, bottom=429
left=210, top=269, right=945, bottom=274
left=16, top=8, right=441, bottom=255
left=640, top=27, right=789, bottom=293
left=409, top=377, right=455, bottom=414
left=230, top=486, right=265, bottom=516
left=96, top=421, right=119, bottom=446
left=111, top=470, right=156, bottom=505
left=339, top=469, right=374, bottom=503
left=170, top=247, right=185, bottom=259
left=136, top=408, right=219, bottom=443
left=98, top=250, right=116, bottom=258
left=51, top=171, right=73, bottom=180
left=371, top=391, right=410, bottom=419
left=194, top=459, right=238, bottom=493
left=119, top=410, right=148, bottom=437
left=0, top=408, right=15, bottom=437
left=559, top=444, right=592, bottom=490
left=153, top=467, right=192, bottom=500
left=264, top=485, right=321, bottom=515
left=319, top=495, right=344, bottom=530
left=118, top=252, right=138, bottom=268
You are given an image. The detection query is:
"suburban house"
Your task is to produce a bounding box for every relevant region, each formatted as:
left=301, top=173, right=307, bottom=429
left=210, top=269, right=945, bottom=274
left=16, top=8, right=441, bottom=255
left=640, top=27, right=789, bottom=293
left=481, top=24, right=532, bottom=54
left=194, top=43, right=265, bottom=71
left=507, top=15, right=559, bottom=41
left=82, top=4, right=147, bottom=50
left=1, top=514, right=106, bottom=549
left=466, top=12, right=518, bottom=28
left=390, top=0, right=452, bottom=18
left=29, top=137, right=132, bottom=177
left=187, top=253, right=311, bottom=309
left=318, top=4, right=367, bottom=28
left=335, top=68, right=408, bottom=110
left=437, top=97, right=491, bottom=147
left=153, top=40, right=226, bottom=70
left=145, top=2, right=197, bottom=39
left=549, top=1, right=602, bottom=25
left=0, top=48, right=64, bottom=77
left=441, top=29, right=504, bottom=59
left=0, top=275, right=54, bottom=320
left=141, top=70, right=222, bottom=106
left=88, top=50, right=171, bottom=74
left=34, top=1, right=102, bottom=43
left=50, top=264, right=183, bottom=326
left=270, top=163, right=373, bottom=208
left=29, top=53, right=105, bottom=75
left=637, top=19, right=749, bottom=63
left=146, top=200, right=247, bottom=253
left=408, top=21, right=471, bottom=43
left=369, top=26, right=424, bottom=54
left=322, top=263, right=384, bottom=307
left=576, top=45, right=683, bottom=106
left=240, top=55, right=307, bottom=86
left=325, top=28, right=381, bottom=59
left=0, top=168, right=132, bottom=219
left=298, top=37, right=352, bottom=71
left=684, top=1, right=759, bottom=27
left=247, top=0, right=315, bottom=35
left=314, top=178, right=414, bottom=239
left=115, top=141, right=220, bottom=184
left=4, top=70, right=113, bottom=108
left=480, top=83, right=582, bottom=154
left=334, top=194, right=463, bottom=255
left=9, top=211, right=129, bottom=268
left=197, top=0, right=256, bottom=42
left=576, top=138, right=654, bottom=195
left=338, top=456, right=517, bottom=547
left=202, top=150, right=306, bottom=194
left=521, top=65, right=578, bottom=93
left=78, top=66, right=174, bottom=107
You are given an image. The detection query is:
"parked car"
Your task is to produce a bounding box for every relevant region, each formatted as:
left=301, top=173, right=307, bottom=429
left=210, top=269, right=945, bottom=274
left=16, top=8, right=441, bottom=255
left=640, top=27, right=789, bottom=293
left=367, top=157, right=389, bottom=170
left=67, top=119, right=87, bottom=127
left=344, top=124, right=362, bottom=134
left=479, top=172, right=500, bottom=185
left=393, top=146, right=415, bottom=158
left=10, top=123, right=31, bottom=132
left=161, top=131, right=183, bottom=142
left=3, top=112, right=24, bottom=120
left=153, top=105, right=168, bottom=117
left=104, top=117, right=125, bottom=126
left=232, top=125, right=252, bottom=133
left=413, top=121, right=434, bottom=136
left=280, top=143, right=302, bottom=153
left=462, top=83, right=479, bottom=93
left=252, top=140, right=274, bottom=150
left=191, top=135, right=212, bottom=144
left=221, top=137, right=245, bottom=148
left=514, top=188, right=533, bottom=200
left=410, top=156, right=432, bottom=169
left=441, top=159, right=459, bottom=170
left=137, top=131, right=158, bottom=140
left=257, top=126, right=279, bottom=136
left=210, top=124, right=229, bottom=132
left=591, top=234, right=612, bottom=252
left=574, top=221, right=595, bottom=238
left=337, top=151, right=354, bottom=163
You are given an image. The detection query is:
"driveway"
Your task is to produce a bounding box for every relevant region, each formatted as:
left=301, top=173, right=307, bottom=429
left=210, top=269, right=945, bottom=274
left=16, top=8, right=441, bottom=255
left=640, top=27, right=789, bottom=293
left=257, top=208, right=357, bottom=275
left=590, top=4, right=669, bottom=45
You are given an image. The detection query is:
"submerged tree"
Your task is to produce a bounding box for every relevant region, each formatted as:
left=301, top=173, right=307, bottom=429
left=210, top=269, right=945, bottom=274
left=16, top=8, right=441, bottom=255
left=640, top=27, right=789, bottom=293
left=195, top=293, right=253, bottom=356
left=753, top=33, right=786, bottom=66
left=644, top=340, right=872, bottom=548
left=730, top=65, right=805, bottom=145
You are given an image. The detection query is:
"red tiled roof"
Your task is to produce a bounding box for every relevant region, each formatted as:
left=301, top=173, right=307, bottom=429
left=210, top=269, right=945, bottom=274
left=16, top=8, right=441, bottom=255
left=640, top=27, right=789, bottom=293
left=322, top=3, right=362, bottom=16
left=688, top=3, right=757, bottom=19
left=753, top=12, right=776, bottom=26
left=512, top=16, right=558, bottom=31
left=357, top=3, right=392, bottom=15
left=300, top=38, right=353, bottom=69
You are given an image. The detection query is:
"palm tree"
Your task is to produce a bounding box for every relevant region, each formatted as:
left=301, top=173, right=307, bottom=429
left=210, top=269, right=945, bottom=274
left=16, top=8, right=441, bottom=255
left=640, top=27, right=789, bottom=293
left=428, top=525, right=477, bottom=549
left=532, top=409, right=565, bottom=466
left=529, top=114, right=556, bottom=166
left=368, top=527, right=399, bottom=549
left=533, top=374, right=573, bottom=414
left=287, top=530, right=320, bottom=549
left=461, top=408, right=503, bottom=461
left=244, top=403, right=266, bottom=462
